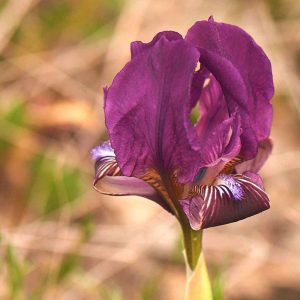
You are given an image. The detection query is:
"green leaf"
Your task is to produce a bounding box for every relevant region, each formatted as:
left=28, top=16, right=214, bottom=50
left=5, top=245, right=24, bottom=299
left=211, top=264, right=225, bottom=300
left=56, top=254, right=79, bottom=283
left=25, top=153, right=84, bottom=215
left=79, top=215, right=95, bottom=241
left=138, top=274, right=161, bottom=300
left=100, top=285, right=124, bottom=300
left=62, top=166, right=82, bottom=204
left=1, top=100, right=27, bottom=126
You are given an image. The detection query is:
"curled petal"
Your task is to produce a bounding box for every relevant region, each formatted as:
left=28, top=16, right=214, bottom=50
left=197, top=75, right=228, bottom=130
left=91, top=141, right=116, bottom=160
left=200, top=115, right=241, bottom=166
left=187, top=76, right=241, bottom=167
left=242, top=171, right=264, bottom=189
left=190, top=66, right=210, bottom=109
left=130, top=31, right=182, bottom=58
left=91, top=142, right=172, bottom=213
left=187, top=76, right=242, bottom=168
left=235, top=138, right=273, bottom=173
left=185, top=18, right=274, bottom=159
left=181, top=174, right=270, bottom=230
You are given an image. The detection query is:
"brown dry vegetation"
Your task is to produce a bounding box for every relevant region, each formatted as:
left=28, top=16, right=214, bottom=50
left=0, top=0, right=300, bottom=299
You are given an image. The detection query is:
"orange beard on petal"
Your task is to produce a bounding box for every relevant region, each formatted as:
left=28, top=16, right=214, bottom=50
left=141, top=169, right=184, bottom=216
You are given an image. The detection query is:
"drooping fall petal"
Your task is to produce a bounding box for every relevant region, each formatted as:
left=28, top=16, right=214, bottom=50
left=91, top=142, right=173, bottom=212
left=181, top=174, right=270, bottom=230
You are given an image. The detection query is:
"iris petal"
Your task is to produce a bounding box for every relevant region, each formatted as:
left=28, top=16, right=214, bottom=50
left=92, top=142, right=173, bottom=213
left=185, top=18, right=274, bottom=160
left=187, top=76, right=242, bottom=167
left=235, top=138, right=273, bottom=173
left=190, top=66, right=210, bottom=109
left=130, top=31, right=182, bottom=58
left=105, top=35, right=201, bottom=183
left=180, top=174, right=270, bottom=230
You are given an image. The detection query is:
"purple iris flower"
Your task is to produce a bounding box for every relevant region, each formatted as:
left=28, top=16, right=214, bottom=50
left=92, top=17, right=274, bottom=231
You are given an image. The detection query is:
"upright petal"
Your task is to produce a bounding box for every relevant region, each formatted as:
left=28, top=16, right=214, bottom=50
left=185, top=18, right=274, bottom=159
left=187, top=76, right=242, bottom=167
left=105, top=36, right=201, bottom=183
left=196, top=75, right=228, bottom=137
left=189, top=66, right=210, bottom=109
left=130, top=31, right=182, bottom=58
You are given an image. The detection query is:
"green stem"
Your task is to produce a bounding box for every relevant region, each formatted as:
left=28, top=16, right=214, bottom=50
left=181, top=227, right=213, bottom=300
left=181, top=224, right=202, bottom=270
left=160, top=174, right=212, bottom=299
left=160, top=174, right=202, bottom=269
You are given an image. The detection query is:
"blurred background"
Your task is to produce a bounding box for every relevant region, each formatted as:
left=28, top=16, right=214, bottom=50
left=0, top=0, right=299, bottom=299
